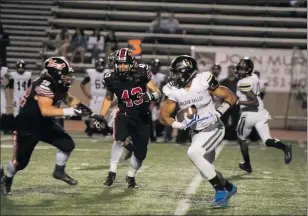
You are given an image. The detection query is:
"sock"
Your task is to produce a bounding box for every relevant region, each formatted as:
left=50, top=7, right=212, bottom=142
left=124, top=142, right=134, bottom=152
left=56, top=151, right=70, bottom=166
left=208, top=175, right=225, bottom=191
left=110, top=141, right=124, bottom=172
left=54, top=164, right=65, bottom=172
left=239, top=140, right=250, bottom=164
left=6, top=162, right=17, bottom=178
left=128, top=155, right=142, bottom=177
left=265, top=139, right=286, bottom=150
left=216, top=170, right=233, bottom=191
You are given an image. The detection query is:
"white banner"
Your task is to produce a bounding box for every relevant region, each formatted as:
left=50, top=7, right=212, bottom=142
left=191, top=46, right=307, bottom=92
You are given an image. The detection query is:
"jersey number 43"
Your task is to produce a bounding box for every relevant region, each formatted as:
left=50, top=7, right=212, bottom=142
left=121, top=87, right=143, bottom=107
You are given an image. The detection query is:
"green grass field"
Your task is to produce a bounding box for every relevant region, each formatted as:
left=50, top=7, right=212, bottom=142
left=0, top=134, right=306, bottom=215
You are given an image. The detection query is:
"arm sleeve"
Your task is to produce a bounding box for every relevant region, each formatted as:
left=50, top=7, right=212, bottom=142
left=7, top=79, right=14, bottom=89
left=81, top=76, right=90, bottom=85
left=35, top=83, right=54, bottom=98
left=27, top=79, right=32, bottom=88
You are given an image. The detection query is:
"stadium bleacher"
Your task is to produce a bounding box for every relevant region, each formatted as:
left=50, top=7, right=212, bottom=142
left=1, top=0, right=307, bottom=73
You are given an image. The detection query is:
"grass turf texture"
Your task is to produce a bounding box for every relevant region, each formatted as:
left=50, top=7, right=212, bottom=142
left=0, top=135, right=306, bottom=215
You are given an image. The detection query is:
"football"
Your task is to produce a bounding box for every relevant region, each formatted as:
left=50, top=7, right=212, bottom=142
left=176, top=106, right=197, bottom=122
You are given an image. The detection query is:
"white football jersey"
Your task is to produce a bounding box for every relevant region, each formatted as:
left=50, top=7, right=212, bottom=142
left=86, top=68, right=110, bottom=97
left=151, top=72, right=166, bottom=89
left=0, top=66, right=8, bottom=89
left=163, top=71, right=217, bottom=130
left=236, top=73, right=264, bottom=111
left=10, top=71, right=32, bottom=98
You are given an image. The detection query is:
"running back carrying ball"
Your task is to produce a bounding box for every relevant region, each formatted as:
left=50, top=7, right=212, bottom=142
left=176, top=105, right=197, bottom=122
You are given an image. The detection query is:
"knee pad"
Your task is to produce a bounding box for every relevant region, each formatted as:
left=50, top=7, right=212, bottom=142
left=187, top=147, right=205, bottom=161
left=7, top=161, right=18, bottom=174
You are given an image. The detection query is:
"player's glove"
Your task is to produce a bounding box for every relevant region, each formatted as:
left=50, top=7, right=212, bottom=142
left=90, top=114, right=107, bottom=131
left=63, top=107, right=84, bottom=117
left=172, top=113, right=197, bottom=130
left=74, top=103, right=93, bottom=116
left=138, top=92, right=160, bottom=102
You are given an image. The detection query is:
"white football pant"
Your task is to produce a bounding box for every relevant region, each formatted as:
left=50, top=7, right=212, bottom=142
left=187, top=121, right=225, bottom=180
left=1, top=90, right=7, bottom=115
left=90, top=95, right=105, bottom=115
left=13, top=96, right=22, bottom=117
left=237, top=110, right=272, bottom=143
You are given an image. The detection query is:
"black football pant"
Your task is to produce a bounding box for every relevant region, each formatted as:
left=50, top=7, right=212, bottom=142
left=11, top=123, right=75, bottom=171
left=113, top=113, right=149, bottom=161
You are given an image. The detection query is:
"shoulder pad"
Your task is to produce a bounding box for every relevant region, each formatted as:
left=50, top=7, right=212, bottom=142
left=204, top=72, right=219, bottom=91
left=162, top=83, right=177, bottom=102
left=35, top=79, right=54, bottom=98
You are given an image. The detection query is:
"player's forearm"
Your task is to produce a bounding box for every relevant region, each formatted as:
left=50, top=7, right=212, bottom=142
left=40, top=106, right=67, bottom=117
left=80, top=85, right=91, bottom=98
left=110, top=98, right=118, bottom=108
left=100, top=99, right=112, bottom=116
left=65, top=93, right=81, bottom=107
left=160, top=116, right=175, bottom=126
left=237, top=99, right=259, bottom=107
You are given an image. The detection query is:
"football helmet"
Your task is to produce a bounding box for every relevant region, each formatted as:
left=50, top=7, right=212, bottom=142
left=113, top=48, right=137, bottom=79
left=235, top=57, right=254, bottom=79
left=151, top=58, right=161, bottom=75
left=16, top=60, right=26, bottom=74
left=169, top=55, right=197, bottom=88
left=44, top=56, right=74, bottom=87
left=95, top=58, right=105, bottom=72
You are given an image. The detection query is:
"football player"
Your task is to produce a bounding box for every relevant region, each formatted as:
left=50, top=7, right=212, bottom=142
left=0, top=57, right=92, bottom=195
left=1, top=65, right=10, bottom=130
left=235, top=57, right=292, bottom=173
left=160, top=55, right=237, bottom=207
left=8, top=60, right=32, bottom=117
left=81, top=58, right=110, bottom=136
left=93, top=48, right=161, bottom=188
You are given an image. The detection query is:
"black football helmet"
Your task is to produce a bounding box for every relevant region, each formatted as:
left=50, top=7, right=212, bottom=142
left=235, top=57, right=254, bottom=79
left=169, top=55, right=197, bottom=88
left=151, top=58, right=161, bottom=75
left=16, top=60, right=26, bottom=74
left=113, top=48, right=137, bottom=79
left=95, top=58, right=105, bottom=72
left=44, top=56, right=74, bottom=87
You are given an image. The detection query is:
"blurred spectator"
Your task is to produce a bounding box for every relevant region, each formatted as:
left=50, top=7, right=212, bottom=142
left=0, top=24, right=10, bottom=66
left=42, top=32, right=58, bottom=51
left=104, top=30, right=118, bottom=58
left=220, top=64, right=239, bottom=140
left=70, top=28, right=87, bottom=63
left=57, top=28, right=71, bottom=57
left=149, top=12, right=164, bottom=33
left=161, top=13, right=181, bottom=34
left=211, top=64, right=222, bottom=80
left=88, top=28, right=104, bottom=64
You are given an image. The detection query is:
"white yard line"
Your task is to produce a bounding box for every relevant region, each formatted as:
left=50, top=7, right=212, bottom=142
left=174, top=142, right=225, bottom=216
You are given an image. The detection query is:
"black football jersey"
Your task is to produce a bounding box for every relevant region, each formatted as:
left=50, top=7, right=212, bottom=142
left=103, top=64, right=152, bottom=117
left=17, top=74, right=69, bottom=133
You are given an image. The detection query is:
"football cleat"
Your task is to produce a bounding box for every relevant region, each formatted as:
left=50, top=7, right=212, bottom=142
left=284, top=144, right=292, bottom=164
left=126, top=176, right=138, bottom=189
left=53, top=171, right=78, bottom=185
left=227, top=184, right=237, bottom=200
left=212, top=190, right=228, bottom=207
left=239, top=162, right=252, bottom=173
left=1, top=176, right=13, bottom=195
left=104, top=171, right=116, bottom=186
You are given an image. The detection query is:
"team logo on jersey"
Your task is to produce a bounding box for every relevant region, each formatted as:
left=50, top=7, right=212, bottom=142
left=47, top=59, right=65, bottom=70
